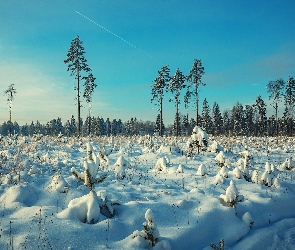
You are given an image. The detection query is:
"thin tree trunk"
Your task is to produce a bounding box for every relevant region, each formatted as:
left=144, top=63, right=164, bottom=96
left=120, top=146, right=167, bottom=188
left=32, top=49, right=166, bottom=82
left=77, top=71, right=81, bottom=136
left=196, top=85, right=199, bottom=126
left=160, top=95, right=163, bottom=137
left=176, top=99, right=179, bottom=136
left=9, top=108, right=12, bottom=137
left=289, top=101, right=293, bottom=137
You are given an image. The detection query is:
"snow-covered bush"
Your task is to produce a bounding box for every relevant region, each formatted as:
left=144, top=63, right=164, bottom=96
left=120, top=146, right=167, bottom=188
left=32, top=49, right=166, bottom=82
left=260, top=162, right=276, bottom=187
left=176, top=164, right=183, bottom=173
left=242, top=212, right=254, bottom=229
left=71, top=142, right=107, bottom=191
left=50, top=170, right=68, bottom=193
left=58, top=190, right=101, bottom=224
left=280, top=157, right=295, bottom=170
left=197, top=164, right=208, bottom=176
left=208, top=141, right=224, bottom=153
left=132, top=209, right=160, bottom=247
left=187, top=126, right=209, bottom=156
left=114, top=156, right=130, bottom=180
left=220, top=180, right=242, bottom=207
left=155, top=157, right=169, bottom=172
left=218, top=166, right=228, bottom=178
left=215, top=151, right=226, bottom=167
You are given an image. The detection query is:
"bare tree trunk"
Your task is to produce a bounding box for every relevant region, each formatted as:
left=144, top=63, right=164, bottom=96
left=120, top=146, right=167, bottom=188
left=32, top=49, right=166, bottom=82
left=160, top=95, right=163, bottom=137
left=77, top=71, right=81, bottom=136
left=289, top=101, right=293, bottom=137
left=9, top=108, right=12, bottom=137
left=196, top=85, right=199, bottom=126
left=176, top=99, right=179, bottom=136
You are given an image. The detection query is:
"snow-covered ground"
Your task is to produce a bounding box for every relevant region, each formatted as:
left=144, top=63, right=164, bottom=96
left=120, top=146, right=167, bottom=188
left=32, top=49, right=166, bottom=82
left=0, top=133, right=295, bottom=249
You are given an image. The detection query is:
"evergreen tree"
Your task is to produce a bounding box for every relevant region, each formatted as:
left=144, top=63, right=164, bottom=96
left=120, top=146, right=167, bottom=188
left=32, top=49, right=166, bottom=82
left=285, top=76, right=295, bottom=136
left=13, top=121, right=20, bottom=135
left=212, top=102, right=223, bottom=135
left=281, top=106, right=290, bottom=136
left=244, top=105, right=254, bottom=136
left=64, top=35, right=92, bottom=136
left=151, top=65, right=170, bottom=136
left=105, top=118, right=111, bottom=136
left=167, top=68, right=186, bottom=136
left=64, top=120, right=71, bottom=136
left=231, top=103, right=244, bottom=136
left=0, top=121, right=9, bottom=136
left=223, top=110, right=231, bottom=136
left=201, top=98, right=212, bottom=134
left=267, top=78, right=285, bottom=138
left=70, top=115, right=77, bottom=136
left=29, top=121, right=35, bottom=136
left=111, top=119, right=118, bottom=135
left=4, top=84, right=17, bottom=136
left=21, top=123, right=29, bottom=136
left=184, top=90, right=192, bottom=135
left=253, top=96, right=267, bottom=136
left=154, top=114, right=165, bottom=135
left=186, top=59, right=205, bottom=126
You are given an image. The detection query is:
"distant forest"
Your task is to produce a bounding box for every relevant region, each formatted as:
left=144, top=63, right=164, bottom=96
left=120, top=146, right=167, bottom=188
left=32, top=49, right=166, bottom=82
left=0, top=95, right=294, bottom=137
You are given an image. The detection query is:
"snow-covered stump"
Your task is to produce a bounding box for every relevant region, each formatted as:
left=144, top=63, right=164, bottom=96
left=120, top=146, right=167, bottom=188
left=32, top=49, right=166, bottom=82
left=71, top=142, right=107, bottom=192
left=220, top=180, right=243, bottom=207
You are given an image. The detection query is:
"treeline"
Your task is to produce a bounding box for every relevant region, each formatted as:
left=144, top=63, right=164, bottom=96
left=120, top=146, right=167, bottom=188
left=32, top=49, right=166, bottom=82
left=0, top=116, right=156, bottom=137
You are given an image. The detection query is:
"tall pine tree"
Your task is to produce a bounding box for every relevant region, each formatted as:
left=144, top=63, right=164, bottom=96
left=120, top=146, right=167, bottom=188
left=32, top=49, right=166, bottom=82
left=64, top=35, right=92, bottom=136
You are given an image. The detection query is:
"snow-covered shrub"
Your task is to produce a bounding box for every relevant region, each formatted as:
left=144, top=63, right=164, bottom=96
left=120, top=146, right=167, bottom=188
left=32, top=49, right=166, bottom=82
left=197, top=164, right=208, bottom=176
left=220, top=180, right=242, bottom=207
left=215, top=151, right=226, bottom=167
left=71, top=142, right=107, bottom=191
left=58, top=190, right=101, bottom=224
left=50, top=170, right=68, bottom=193
left=242, top=212, right=254, bottom=229
left=251, top=170, right=260, bottom=184
left=218, top=166, right=228, bottom=178
left=233, top=167, right=243, bottom=179
left=155, top=157, right=169, bottom=172
left=28, top=165, right=39, bottom=175
left=260, top=162, right=276, bottom=187
left=176, top=164, right=183, bottom=173
left=114, top=156, right=130, bottom=180
left=208, top=141, right=224, bottom=153
left=280, top=157, right=295, bottom=170
left=187, top=126, right=209, bottom=156
left=132, top=209, right=160, bottom=247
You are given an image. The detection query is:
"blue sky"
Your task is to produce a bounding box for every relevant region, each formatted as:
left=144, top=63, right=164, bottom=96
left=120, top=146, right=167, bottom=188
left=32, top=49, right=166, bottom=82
left=0, top=0, right=294, bottom=125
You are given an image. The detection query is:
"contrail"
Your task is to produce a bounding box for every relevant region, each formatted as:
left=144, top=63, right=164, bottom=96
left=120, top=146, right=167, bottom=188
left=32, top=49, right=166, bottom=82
left=75, top=11, right=156, bottom=60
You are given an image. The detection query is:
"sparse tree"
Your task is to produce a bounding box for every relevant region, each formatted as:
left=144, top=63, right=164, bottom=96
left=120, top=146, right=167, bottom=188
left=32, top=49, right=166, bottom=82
left=187, top=59, right=205, bottom=126
left=4, top=84, right=17, bottom=136
left=167, top=68, right=186, bottom=136
left=83, top=73, right=97, bottom=135
left=253, top=95, right=267, bottom=136
left=285, top=76, right=295, bottom=136
left=151, top=66, right=170, bottom=136
left=64, top=35, right=92, bottom=136
left=267, top=78, right=285, bottom=138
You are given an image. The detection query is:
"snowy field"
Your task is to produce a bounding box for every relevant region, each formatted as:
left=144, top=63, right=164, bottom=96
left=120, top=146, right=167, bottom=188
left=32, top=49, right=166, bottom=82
left=1, top=130, right=295, bottom=249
